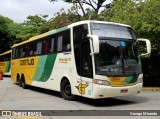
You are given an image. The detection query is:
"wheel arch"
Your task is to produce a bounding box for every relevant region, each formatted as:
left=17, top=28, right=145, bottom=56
left=60, top=76, right=73, bottom=90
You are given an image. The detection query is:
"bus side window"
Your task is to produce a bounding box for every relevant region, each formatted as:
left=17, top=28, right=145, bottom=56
left=15, top=48, right=18, bottom=58
left=29, top=42, right=37, bottom=56
left=17, top=47, right=21, bottom=58
left=54, top=37, right=57, bottom=52
left=12, top=48, right=16, bottom=59
left=56, top=30, right=71, bottom=52
left=25, top=45, right=30, bottom=57
left=36, top=41, right=42, bottom=55
left=22, top=45, right=26, bottom=57
left=50, top=38, right=55, bottom=53
left=43, top=39, right=49, bottom=54
left=20, top=46, right=24, bottom=58
left=57, top=36, right=63, bottom=52
left=63, top=30, right=71, bottom=51
left=29, top=42, right=33, bottom=56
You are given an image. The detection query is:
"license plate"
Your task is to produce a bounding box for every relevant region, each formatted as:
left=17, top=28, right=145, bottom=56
left=120, top=89, right=128, bottom=93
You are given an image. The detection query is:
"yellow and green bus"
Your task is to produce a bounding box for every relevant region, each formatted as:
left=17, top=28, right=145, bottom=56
left=0, top=50, right=11, bottom=76
left=11, top=20, right=151, bottom=100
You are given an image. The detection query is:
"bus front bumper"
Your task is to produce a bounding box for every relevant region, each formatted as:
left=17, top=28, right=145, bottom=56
left=90, top=83, right=142, bottom=99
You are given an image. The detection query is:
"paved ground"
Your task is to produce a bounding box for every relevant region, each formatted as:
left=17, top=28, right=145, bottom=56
left=0, top=77, right=160, bottom=119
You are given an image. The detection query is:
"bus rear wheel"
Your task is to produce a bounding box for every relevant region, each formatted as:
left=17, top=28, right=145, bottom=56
left=21, top=75, right=27, bottom=89
left=60, top=79, right=75, bottom=100
left=17, top=75, right=22, bottom=87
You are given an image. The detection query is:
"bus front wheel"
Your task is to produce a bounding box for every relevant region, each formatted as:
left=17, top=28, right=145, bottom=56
left=60, top=79, right=75, bottom=100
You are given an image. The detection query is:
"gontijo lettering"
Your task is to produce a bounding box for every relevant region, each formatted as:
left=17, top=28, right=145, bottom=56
left=20, top=59, right=34, bottom=65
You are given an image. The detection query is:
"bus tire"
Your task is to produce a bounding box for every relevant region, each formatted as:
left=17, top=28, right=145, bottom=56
left=21, top=75, right=27, bottom=89
left=60, top=79, right=75, bottom=100
left=17, top=74, right=22, bottom=87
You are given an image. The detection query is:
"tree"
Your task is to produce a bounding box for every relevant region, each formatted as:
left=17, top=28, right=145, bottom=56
left=16, top=14, right=52, bottom=41
left=102, top=0, right=160, bottom=56
left=50, top=3, right=104, bottom=29
left=50, top=0, right=112, bottom=16
left=101, top=0, right=160, bottom=86
left=0, top=15, right=19, bottom=53
left=50, top=6, right=81, bottom=29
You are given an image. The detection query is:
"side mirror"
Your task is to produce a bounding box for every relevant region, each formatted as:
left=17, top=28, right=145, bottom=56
left=137, top=38, right=151, bottom=56
left=87, top=35, right=99, bottom=54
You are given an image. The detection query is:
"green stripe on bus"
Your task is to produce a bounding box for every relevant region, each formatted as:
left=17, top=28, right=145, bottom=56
left=124, top=75, right=138, bottom=84
left=32, top=56, right=47, bottom=81
left=5, top=61, right=10, bottom=72
left=38, top=54, right=57, bottom=82
left=32, top=54, right=57, bottom=82
left=47, top=26, right=69, bottom=36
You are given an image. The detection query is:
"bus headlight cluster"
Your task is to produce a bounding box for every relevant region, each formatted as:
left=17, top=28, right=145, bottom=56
left=137, top=77, right=143, bottom=83
left=94, top=79, right=110, bottom=86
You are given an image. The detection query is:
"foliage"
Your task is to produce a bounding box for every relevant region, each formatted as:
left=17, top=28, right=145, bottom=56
left=16, top=15, right=52, bottom=41
left=50, top=5, right=81, bottom=29
left=0, top=14, right=52, bottom=53
left=101, top=0, right=160, bottom=56
left=50, top=0, right=112, bottom=16
left=0, top=15, right=18, bottom=53
left=50, top=4, right=102, bottom=29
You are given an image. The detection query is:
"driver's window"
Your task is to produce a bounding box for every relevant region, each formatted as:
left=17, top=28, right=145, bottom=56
left=97, top=40, right=121, bottom=66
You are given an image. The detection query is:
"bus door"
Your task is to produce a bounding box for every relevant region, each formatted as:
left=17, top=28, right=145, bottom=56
left=78, top=39, right=93, bottom=96
left=73, top=24, right=93, bottom=96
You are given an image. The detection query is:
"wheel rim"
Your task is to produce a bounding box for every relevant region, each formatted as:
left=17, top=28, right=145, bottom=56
left=64, top=84, right=71, bottom=96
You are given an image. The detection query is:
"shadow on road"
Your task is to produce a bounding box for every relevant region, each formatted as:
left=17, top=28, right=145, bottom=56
left=76, top=95, right=149, bottom=107
left=14, top=83, right=149, bottom=107
left=14, top=83, right=62, bottom=98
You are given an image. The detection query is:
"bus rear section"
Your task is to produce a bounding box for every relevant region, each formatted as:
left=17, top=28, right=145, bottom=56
left=0, top=50, right=11, bottom=76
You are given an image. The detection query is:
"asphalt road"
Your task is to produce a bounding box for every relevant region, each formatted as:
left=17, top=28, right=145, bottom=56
left=0, top=77, right=160, bottom=119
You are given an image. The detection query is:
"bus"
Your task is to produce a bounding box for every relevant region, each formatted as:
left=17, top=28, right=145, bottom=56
left=11, top=20, right=151, bottom=100
left=0, top=50, right=11, bottom=76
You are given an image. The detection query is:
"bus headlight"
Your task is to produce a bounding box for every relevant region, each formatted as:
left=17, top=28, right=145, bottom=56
left=137, top=77, right=143, bottom=83
left=94, top=79, right=110, bottom=86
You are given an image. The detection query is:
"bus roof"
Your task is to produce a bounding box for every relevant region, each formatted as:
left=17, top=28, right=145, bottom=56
left=0, top=50, right=11, bottom=56
left=69, top=20, right=131, bottom=28
left=12, top=20, right=131, bottom=48
left=12, top=26, right=69, bottom=48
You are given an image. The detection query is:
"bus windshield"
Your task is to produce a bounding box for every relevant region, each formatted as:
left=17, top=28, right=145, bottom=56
left=90, top=23, right=141, bottom=76
left=95, top=39, right=142, bottom=76
left=94, top=39, right=142, bottom=76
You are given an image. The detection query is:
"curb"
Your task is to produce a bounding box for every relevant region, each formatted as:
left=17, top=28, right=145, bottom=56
left=142, top=87, right=160, bottom=91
